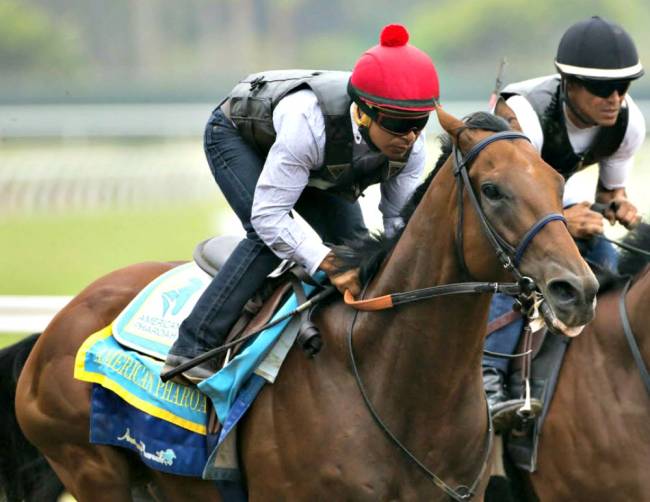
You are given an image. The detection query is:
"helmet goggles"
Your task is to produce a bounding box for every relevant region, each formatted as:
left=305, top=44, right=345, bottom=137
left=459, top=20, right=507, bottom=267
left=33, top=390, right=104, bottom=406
left=358, top=98, right=430, bottom=135
left=579, top=78, right=631, bottom=98
left=375, top=111, right=429, bottom=135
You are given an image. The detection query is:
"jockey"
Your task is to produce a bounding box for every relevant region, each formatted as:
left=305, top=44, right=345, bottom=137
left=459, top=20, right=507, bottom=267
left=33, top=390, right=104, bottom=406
left=484, top=16, right=646, bottom=432
left=163, top=24, right=439, bottom=383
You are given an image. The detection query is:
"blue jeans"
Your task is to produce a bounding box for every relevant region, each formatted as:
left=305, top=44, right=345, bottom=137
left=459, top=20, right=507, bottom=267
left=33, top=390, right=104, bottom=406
left=575, top=235, right=619, bottom=271
left=170, top=108, right=368, bottom=358
left=482, top=235, right=618, bottom=374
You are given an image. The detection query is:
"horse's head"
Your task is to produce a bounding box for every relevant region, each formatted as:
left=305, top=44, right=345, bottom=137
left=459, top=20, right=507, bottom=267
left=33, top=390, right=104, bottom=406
left=437, top=107, right=598, bottom=333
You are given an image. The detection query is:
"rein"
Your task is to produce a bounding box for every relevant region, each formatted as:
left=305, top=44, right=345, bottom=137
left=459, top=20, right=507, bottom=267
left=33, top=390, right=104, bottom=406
left=347, top=283, right=492, bottom=501
left=599, top=234, right=650, bottom=258
left=343, top=281, right=521, bottom=311
left=590, top=202, right=650, bottom=258
left=619, top=279, right=650, bottom=395
left=344, top=130, right=565, bottom=500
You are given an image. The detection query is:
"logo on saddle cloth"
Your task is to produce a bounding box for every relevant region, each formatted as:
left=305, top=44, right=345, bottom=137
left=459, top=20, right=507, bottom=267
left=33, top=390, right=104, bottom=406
left=161, top=278, right=204, bottom=317
left=113, top=262, right=212, bottom=360
left=117, top=428, right=177, bottom=466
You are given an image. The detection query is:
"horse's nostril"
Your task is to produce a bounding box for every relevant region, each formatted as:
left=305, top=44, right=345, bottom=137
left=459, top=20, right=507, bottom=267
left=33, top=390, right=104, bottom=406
left=547, top=280, right=578, bottom=304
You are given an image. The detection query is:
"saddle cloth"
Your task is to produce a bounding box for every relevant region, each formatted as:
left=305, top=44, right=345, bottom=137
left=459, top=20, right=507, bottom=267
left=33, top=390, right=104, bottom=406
left=75, top=325, right=210, bottom=476
left=75, top=254, right=324, bottom=481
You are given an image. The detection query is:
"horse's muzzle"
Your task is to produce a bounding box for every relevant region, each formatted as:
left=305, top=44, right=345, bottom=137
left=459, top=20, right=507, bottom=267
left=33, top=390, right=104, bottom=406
left=543, top=273, right=599, bottom=329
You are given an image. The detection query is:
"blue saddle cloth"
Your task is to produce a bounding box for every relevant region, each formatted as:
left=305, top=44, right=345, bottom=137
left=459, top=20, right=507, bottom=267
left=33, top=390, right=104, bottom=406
left=75, top=269, right=324, bottom=485
left=90, top=385, right=210, bottom=477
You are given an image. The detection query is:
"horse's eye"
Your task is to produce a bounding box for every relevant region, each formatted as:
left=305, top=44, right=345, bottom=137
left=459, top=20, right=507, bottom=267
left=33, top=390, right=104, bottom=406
left=481, top=183, right=503, bottom=201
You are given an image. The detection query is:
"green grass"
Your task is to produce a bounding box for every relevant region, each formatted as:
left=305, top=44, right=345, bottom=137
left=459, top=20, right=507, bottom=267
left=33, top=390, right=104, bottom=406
left=0, top=201, right=225, bottom=295
left=2, top=136, right=649, bottom=300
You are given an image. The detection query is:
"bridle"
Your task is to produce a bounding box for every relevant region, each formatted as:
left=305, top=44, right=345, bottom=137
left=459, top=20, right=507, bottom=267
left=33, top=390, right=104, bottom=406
left=452, top=129, right=566, bottom=282
left=344, top=129, right=566, bottom=311
left=345, top=129, right=567, bottom=501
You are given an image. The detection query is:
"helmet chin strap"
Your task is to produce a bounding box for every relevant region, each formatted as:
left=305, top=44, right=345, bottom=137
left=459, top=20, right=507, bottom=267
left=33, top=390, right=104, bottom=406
left=358, top=125, right=380, bottom=152
left=561, top=78, right=598, bottom=127
left=352, top=103, right=381, bottom=151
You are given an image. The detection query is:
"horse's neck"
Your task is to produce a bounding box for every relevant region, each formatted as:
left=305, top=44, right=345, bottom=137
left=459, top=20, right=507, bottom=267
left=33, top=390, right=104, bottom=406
left=588, top=268, right=650, bottom=379
left=357, top=163, right=490, bottom=409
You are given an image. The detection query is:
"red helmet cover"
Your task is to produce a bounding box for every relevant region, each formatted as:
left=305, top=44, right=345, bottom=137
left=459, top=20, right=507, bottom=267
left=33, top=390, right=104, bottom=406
left=349, top=24, right=439, bottom=112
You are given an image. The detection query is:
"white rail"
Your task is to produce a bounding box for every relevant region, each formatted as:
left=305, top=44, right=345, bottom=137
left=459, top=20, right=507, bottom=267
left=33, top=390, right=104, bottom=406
left=0, top=296, right=73, bottom=333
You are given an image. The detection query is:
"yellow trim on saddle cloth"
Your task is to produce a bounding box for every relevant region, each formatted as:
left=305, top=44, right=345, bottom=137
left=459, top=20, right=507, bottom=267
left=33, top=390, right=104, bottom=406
left=74, top=325, right=207, bottom=435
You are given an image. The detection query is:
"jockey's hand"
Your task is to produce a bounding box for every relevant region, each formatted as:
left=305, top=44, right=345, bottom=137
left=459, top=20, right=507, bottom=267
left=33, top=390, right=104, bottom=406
left=319, top=253, right=362, bottom=297
left=329, top=269, right=362, bottom=297
left=564, top=202, right=604, bottom=239
left=604, top=198, right=641, bottom=229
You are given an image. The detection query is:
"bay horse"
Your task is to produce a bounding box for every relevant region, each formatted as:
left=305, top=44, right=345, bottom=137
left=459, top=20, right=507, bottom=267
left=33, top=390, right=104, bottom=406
left=514, top=224, right=650, bottom=502
left=13, top=108, right=598, bottom=501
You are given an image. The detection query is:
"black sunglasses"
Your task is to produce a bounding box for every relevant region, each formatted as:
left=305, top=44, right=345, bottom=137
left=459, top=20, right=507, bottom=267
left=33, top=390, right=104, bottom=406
left=580, top=79, right=631, bottom=99
left=374, top=112, right=430, bottom=135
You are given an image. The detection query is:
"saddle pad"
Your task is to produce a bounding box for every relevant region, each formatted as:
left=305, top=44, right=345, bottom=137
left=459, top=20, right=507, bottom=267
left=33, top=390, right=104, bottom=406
left=113, top=262, right=212, bottom=361
left=75, top=326, right=209, bottom=435
left=90, top=384, right=209, bottom=477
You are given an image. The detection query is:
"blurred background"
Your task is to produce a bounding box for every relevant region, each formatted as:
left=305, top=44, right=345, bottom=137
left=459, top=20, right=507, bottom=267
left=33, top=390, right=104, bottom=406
left=2, top=0, right=650, bottom=343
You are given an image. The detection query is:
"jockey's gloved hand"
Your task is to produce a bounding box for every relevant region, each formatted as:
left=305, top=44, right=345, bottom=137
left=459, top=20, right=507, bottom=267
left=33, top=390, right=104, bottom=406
left=564, top=201, right=604, bottom=239
left=318, top=252, right=362, bottom=297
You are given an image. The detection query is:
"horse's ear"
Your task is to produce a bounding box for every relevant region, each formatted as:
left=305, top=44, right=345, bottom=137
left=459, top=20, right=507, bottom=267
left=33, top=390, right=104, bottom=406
left=435, top=107, right=465, bottom=145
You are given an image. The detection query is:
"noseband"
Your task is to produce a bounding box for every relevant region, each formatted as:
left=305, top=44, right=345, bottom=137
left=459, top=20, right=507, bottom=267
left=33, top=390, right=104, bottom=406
left=453, top=130, right=566, bottom=280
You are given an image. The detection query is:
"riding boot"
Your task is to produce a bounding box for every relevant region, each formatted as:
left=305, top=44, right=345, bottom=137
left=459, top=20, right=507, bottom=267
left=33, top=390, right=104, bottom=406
left=483, top=367, right=542, bottom=433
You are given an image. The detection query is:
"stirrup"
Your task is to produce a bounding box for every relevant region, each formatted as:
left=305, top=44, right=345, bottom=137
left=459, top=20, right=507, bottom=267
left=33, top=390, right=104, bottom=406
left=491, top=398, right=542, bottom=433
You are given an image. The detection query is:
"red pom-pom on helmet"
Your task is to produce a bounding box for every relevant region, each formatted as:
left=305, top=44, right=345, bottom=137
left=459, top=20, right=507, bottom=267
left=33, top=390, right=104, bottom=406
left=380, top=24, right=409, bottom=47
left=348, top=24, right=439, bottom=113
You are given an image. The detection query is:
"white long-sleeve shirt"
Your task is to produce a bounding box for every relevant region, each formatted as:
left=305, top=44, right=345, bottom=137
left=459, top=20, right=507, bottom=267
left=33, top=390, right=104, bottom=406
left=250, top=89, right=426, bottom=274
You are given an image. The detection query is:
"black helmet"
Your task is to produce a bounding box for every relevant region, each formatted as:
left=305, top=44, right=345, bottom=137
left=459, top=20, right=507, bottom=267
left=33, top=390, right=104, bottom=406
left=555, top=16, right=644, bottom=81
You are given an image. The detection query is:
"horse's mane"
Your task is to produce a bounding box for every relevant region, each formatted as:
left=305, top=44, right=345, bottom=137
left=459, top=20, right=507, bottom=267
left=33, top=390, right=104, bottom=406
left=592, top=222, right=650, bottom=293
left=332, top=111, right=511, bottom=282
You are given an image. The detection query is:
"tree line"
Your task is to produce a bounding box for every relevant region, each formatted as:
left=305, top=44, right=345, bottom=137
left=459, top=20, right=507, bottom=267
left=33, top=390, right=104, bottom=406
left=2, top=0, right=649, bottom=102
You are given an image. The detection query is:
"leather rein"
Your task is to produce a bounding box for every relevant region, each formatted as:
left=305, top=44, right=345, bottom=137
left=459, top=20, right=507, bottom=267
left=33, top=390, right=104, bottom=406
left=344, top=130, right=566, bottom=501
left=619, top=278, right=650, bottom=395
